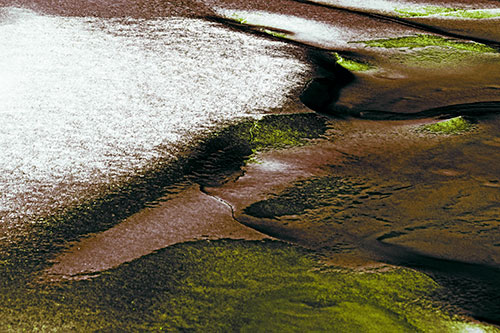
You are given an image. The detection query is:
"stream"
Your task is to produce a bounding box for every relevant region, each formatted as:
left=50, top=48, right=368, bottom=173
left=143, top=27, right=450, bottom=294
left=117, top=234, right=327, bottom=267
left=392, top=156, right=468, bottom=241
left=1, top=0, right=499, bottom=330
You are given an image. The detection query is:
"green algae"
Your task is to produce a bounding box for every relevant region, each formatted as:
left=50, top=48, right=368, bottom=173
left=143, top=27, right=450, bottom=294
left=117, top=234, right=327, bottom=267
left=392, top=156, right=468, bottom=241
left=395, top=6, right=457, bottom=17
left=261, top=28, right=288, bottom=39
left=395, top=6, right=500, bottom=19
left=245, top=114, right=326, bottom=150
left=419, top=116, right=476, bottom=134
left=0, top=239, right=485, bottom=332
left=230, top=14, right=248, bottom=24
left=228, top=113, right=328, bottom=153
left=447, top=10, right=500, bottom=19
left=360, top=34, right=496, bottom=53
left=190, top=113, right=327, bottom=186
left=333, top=53, right=373, bottom=72
left=400, top=48, right=477, bottom=65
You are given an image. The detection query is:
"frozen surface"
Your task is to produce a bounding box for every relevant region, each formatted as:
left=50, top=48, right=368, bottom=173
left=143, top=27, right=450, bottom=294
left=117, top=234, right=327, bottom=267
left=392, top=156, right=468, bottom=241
left=0, top=7, right=309, bottom=228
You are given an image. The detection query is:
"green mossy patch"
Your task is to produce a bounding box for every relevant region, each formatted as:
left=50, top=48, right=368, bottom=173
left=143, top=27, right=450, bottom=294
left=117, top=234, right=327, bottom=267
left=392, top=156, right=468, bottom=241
left=333, top=53, right=373, bottom=72
left=229, top=112, right=328, bottom=153
left=189, top=113, right=327, bottom=186
left=447, top=10, right=500, bottom=19
left=230, top=14, right=248, bottom=24
left=395, top=6, right=458, bottom=17
left=395, top=6, right=500, bottom=19
left=398, top=48, right=476, bottom=65
left=0, top=240, right=476, bottom=331
left=261, top=28, right=288, bottom=39
left=419, top=116, right=476, bottom=134
left=360, top=34, right=496, bottom=53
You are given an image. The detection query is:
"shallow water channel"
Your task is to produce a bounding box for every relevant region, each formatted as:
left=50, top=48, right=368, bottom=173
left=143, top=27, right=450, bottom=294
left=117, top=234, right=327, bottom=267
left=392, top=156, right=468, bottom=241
left=1, top=0, right=499, bottom=330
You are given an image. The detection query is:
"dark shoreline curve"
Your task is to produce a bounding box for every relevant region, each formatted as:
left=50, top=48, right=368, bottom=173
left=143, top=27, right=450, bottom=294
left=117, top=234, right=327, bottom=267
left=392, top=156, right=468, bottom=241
left=205, top=14, right=500, bottom=122
left=364, top=239, right=500, bottom=326
left=292, top=0, right=500, bottom=49
left=341, top=101, right=500, bottom=120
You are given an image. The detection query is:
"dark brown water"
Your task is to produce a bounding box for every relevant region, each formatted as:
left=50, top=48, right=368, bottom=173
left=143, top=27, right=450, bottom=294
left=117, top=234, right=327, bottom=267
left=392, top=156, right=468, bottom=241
left=233, top=110, right=500, bottom=323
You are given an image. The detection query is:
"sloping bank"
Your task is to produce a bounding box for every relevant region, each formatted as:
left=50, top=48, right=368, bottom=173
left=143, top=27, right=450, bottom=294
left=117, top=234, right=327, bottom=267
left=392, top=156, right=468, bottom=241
left=0, top=44, right=348, bottom=275
left=2, top=26, right=498, bottom=331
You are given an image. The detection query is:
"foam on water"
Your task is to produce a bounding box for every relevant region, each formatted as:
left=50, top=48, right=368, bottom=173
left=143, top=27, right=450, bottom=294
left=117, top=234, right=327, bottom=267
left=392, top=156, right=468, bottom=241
left=215, top=8, right=414, bottom=48
left=314, top=0, right=420, bottom=12
left=312, top=0, right=500, bottom=14
left=0, top=8, right=309, bottom=228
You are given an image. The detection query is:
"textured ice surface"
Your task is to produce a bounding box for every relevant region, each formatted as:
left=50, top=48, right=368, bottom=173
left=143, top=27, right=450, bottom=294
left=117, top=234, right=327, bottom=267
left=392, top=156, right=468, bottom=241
left=0, top=8, right=309, bottom=227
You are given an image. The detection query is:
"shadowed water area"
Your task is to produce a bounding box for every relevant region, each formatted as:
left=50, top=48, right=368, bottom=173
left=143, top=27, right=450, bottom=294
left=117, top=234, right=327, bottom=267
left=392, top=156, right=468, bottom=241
left=1, top=0, right=500, bottom=330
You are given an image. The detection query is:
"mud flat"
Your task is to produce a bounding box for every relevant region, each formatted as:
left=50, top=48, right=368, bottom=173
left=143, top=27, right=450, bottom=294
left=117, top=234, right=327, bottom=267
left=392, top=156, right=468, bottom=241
left=1, top=0, right=500, bottom=330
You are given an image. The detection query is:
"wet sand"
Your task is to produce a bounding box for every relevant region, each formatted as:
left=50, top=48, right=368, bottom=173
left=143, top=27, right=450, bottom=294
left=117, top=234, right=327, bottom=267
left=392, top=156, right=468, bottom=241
left=208, top=115, right=499, bottom=266
left=220, top=113, right=500, bottom=323
left=2, top=0, right=500, bottom=329
left=44, top=185, right=267, bottom=281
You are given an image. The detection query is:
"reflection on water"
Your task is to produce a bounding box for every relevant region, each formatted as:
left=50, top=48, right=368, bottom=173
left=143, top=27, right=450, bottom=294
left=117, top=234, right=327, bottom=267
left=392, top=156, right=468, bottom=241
left=0, top=8, right=309, bottom=233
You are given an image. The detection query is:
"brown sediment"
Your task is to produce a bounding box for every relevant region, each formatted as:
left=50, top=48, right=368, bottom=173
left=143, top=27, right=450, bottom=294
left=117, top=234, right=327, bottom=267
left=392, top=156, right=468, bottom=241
left=37, top=109, right=500, bottom=325
left=334, top=64, right=500, bottom=115
left=208, top=113, right=500, bottom=266
left=6, top=0, right=215, bottom=18
left=205, top=113, right=500, bottom=323
left=43, top=184, right=268, bottom=281
left=42, top=121, right=374, bottom=279
left=44, top=110, right=500, bottom=278
left=204, top=117, right=440, bottom=267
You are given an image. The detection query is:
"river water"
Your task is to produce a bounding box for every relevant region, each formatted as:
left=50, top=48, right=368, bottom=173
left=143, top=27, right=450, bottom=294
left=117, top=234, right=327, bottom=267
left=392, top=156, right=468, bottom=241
left=1, top=0, right=499, bottom=329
